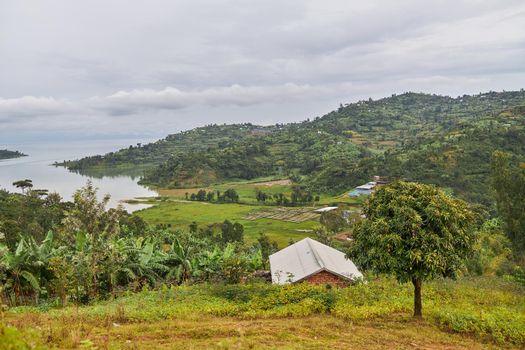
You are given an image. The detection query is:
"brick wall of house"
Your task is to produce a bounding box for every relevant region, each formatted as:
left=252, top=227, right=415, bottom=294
left=304, top=270, right=349, bottom=287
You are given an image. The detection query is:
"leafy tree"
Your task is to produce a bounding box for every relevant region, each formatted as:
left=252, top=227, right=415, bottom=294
left=196, top=189, right=207, bottom=201
left=12, top=179, right=33, bottom=194
left=348, top=181, right=476, bottom=317
left=491, top=151, right=525, bottom=255
left=223, top=189, right=239, bottom=203
left=313, top=226, right=334, bottom=246
left=221, top=220, right=244, bottom=244
left=255, top=189, right=268, bottom=202
left=255, top=233, right=278, bottom=269
left=61, top=181, right=123, bottom=299
left=465, top=219, right=513, bottom=276
left=319, top=208, right=349, bottom=233
left=48, top=256, right=73, bottom=306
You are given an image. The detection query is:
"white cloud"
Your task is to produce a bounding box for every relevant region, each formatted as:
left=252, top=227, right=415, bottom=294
left=96, top=83, right=333, bottom=114
left=0, top=96, right=76, bottom=119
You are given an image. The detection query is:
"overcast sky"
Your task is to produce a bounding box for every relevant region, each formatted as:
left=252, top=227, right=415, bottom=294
left=1, top=0, right=524, bottom=143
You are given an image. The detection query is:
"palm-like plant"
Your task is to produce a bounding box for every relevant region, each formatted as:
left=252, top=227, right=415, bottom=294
left=0, top=239, right=40, bottom=305
left=192, top=247, right=223, bottom=282
left=127, top=237, right=169, bottom=287
left=166, top=238, right=193, bottom=283
left=24, top=231, right=57, bottom=303
left=69, top=231, right=94, bottom=302
left=104, top=237, right=134, bottom=296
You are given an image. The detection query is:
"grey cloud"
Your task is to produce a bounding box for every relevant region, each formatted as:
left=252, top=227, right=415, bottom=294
left=0, top=83, right=337, bottom=123
left=0, top=0, right=524, bottom=140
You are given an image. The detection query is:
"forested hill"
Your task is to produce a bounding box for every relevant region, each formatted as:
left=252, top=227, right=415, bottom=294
left=0, top=149, right=26, bottom=160
left=62, top=90, right=525, bottom=206
left=59, top=124, right=278, bottom=176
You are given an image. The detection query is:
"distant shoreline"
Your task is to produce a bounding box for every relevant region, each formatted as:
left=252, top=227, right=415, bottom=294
left=0, top=149, right=27, bottom=160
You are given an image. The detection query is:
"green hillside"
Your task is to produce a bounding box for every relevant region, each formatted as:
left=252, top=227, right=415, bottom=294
left=61, top=90, right=525, bottom=206
left=334, top=106, right=525, bottom=206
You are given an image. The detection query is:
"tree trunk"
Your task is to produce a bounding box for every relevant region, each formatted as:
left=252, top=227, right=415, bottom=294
left=14, top=275, right=21, bottom=306
left=412, top=278, right=422, bottom=317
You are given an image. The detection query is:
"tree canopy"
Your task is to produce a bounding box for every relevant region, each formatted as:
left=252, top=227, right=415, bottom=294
left=491, top=151, right=525, bottom=256
left=348, top=181, right=476, bottom=317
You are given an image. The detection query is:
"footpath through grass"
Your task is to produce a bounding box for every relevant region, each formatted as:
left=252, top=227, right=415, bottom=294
left=4, top=276, right=524, bottom=349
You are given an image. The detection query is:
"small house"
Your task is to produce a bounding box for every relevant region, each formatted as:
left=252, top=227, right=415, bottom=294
left=348, top=176, right=389, bottom=197
left=349, top=182, right=376, bottom=197
left=269, top=238, right=363, bottom=286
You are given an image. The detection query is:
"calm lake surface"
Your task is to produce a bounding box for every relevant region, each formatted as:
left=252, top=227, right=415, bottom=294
left=0, top=139, right=159, bottom=212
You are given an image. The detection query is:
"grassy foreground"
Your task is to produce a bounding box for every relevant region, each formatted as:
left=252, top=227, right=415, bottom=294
left=3, top=277, right=524, bottom=349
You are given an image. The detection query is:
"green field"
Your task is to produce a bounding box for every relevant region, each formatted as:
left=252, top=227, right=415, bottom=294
left=4, top=276, right=524, bottom=349
left=134, top=178, right=365, bottom=246
left=136, top=200, right=319, bottom=247
left=155, top=178, right=364, bottom=205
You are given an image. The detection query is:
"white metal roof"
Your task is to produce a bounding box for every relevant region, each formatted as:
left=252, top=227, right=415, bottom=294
left=356, top=184, right=375, bottom=190
left=269, top=238, right=363, bottom=284
left=313, top=206, right=338, bottom=213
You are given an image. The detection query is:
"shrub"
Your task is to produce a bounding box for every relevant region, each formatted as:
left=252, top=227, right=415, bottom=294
left=0, top=325, right=46, bottom=350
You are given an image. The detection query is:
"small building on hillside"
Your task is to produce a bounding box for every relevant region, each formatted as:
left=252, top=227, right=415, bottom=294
left=269, top=238, right=363, bottom=286
left=348, top=182, right=376, bottom=197
left=313, top=206, right=338, bottom=213
left=348, top=176, right=389, bottom=197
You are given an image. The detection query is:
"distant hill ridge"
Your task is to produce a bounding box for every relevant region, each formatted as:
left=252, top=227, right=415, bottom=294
left=0, top=149, right=26, bottom=160
left=61, top=90, right=525, bottom=206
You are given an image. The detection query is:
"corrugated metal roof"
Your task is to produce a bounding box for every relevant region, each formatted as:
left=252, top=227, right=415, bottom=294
left=313, top=206, right=338, bottom=213
left=356, top=184, right=375, bottom=190
left=269, top=238, right=363, bottom=284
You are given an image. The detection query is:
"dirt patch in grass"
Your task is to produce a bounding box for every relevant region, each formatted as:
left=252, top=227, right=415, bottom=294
left=252, top=179, right=292, bottom=187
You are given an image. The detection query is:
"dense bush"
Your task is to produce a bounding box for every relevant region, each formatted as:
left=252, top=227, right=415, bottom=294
left=0, top=325, right=45, bottom=350
left=0, top=183, right=273, bottom=307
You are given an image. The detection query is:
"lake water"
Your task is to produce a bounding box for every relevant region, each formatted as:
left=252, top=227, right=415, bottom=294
left=0, top=139, right=159, bottom=212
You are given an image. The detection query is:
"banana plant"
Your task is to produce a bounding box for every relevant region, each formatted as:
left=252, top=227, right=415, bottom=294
left=165, top=238, right=193, bottom=283
left=0, top=239, right=40, bottom=305
left=127, top=237, right=169, bottom=287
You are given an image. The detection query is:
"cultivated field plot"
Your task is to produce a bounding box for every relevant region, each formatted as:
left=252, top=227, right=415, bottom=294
left=245, top=207, right=320, bottom=223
